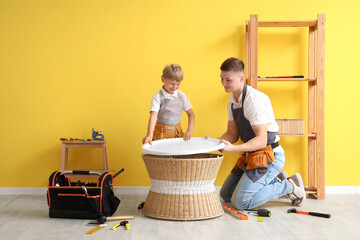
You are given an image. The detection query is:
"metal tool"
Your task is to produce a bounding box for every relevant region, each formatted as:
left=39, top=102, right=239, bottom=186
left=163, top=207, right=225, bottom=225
left=287, top=208, right=331, bottom=218
left=245, top=208, right=271, bottom=217
left=92, top=128, right=104, bottom=141
left=96, top=215, right=133, bottom=224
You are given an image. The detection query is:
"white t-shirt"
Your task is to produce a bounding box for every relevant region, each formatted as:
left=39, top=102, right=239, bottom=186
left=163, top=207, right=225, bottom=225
left=150, top=88, right=192, bottom=113
left=227, top=85, right=281, bottom=145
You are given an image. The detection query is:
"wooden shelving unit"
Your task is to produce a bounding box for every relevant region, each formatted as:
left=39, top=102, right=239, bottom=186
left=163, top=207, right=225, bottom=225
left=245, top=14, right=325, bottom=199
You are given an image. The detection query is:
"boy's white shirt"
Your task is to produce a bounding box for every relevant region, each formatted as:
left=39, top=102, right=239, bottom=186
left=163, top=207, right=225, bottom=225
left=150, top=88, right=192, bottom=113
left=227, top=85, right=281, bottom=144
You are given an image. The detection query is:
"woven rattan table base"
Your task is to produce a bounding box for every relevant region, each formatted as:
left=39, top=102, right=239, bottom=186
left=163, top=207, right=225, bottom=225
left=142, top=191, right=223, bottom=220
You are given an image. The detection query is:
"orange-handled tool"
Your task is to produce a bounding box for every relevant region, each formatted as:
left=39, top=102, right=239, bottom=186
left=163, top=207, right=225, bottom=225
left=287, top=208, right=331, bottom=218
left=223, top=206, right=248, bottom=220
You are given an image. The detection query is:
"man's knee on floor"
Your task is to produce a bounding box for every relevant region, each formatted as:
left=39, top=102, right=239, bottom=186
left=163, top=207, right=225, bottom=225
left=231, top=195, right=251, bottom=210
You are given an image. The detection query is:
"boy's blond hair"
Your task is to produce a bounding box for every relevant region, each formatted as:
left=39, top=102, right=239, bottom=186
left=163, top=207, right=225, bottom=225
left=162, top=64, right=183, bottom=82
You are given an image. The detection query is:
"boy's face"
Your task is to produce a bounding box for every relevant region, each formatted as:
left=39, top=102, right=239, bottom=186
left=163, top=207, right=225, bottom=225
left=162, top=77, right=181, bottom=94
left=220, top=70, right=244, bottom=93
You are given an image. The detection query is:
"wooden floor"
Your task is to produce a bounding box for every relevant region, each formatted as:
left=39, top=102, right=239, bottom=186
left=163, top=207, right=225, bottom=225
left=0, top=194, right=359, bottom=240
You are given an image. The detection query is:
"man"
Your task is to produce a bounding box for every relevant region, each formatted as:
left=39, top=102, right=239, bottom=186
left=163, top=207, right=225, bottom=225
left=217, top=57, right=305, bottom=209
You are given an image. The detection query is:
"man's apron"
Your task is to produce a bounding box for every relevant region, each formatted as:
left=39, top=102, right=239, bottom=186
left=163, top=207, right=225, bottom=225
left=153, top=92, right=184, bottom=140
left=231, top=84, right=278, bottom=182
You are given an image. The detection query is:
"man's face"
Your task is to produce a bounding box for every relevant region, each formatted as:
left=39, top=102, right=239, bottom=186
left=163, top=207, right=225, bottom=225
left=220, top=70, right=243, bottom=93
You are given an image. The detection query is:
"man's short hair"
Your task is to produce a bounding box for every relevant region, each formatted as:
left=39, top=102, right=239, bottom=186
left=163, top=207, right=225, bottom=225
left=220, top=57, right=244, bottom=73
left=163, top=63, right=183, bottom=82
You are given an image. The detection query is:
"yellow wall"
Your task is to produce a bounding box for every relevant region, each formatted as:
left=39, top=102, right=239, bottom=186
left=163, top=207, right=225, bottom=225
left=1, top=0, right=359, bottom=187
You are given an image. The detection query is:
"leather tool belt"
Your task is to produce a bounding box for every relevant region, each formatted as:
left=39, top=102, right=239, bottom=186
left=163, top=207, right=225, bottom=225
left=153, top=123, right=184, bottom=141
left=232, top=144, right=276, bottom=171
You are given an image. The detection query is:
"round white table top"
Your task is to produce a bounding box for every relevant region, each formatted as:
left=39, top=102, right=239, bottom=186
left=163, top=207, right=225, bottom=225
left=141, top=137, right=224, bottom=156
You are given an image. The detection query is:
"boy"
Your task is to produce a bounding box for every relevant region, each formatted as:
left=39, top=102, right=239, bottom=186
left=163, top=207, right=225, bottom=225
left=142, top=64, right=195, bottom=145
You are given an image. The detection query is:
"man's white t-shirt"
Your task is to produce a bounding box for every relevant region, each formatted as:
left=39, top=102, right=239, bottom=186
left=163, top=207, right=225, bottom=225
left=227, top=85, right=281, bottom=149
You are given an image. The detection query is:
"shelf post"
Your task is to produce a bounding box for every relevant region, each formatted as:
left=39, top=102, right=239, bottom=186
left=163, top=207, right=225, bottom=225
left=316, top=14, right=326, bottom=199
left=249, top=15, right=258, bottom=89
left=308, top=25, right=316, bottom=189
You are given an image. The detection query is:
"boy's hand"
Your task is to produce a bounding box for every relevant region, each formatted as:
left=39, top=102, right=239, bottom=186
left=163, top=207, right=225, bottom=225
left=142, top=136, right=152, bottom=145
left=183, top=131, right=192, bottom=141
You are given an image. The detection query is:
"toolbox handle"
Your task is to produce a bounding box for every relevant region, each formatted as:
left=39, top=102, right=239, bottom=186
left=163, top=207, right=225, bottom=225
left=60, top=170, right=102, bottom=176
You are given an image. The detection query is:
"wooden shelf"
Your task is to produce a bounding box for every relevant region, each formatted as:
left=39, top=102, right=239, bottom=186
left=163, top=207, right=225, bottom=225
left=245, top=14, right=325, bottom=200
left=278, top=133, right=316, bottom=137
left=258, top=20, right=317, bottom=28
left=258, top=78, right=316, bottom=82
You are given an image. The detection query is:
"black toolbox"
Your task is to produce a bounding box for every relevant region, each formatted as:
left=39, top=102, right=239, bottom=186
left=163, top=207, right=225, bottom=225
left=47, top=170, right=120, bottom=219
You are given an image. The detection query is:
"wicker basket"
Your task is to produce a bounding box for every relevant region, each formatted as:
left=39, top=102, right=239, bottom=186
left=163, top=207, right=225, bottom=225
left=142, top=153, right=224, bottom=220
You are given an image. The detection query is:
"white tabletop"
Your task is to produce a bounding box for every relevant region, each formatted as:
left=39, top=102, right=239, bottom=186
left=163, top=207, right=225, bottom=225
left=141, top=137, right=224, bottom=156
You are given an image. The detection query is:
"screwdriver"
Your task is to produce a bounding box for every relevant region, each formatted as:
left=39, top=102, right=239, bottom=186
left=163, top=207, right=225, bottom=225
left=245, top=208, right=271, bottom=217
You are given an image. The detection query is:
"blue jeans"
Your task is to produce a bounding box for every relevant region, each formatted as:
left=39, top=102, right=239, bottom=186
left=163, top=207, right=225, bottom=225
left=220, top=151, right=293, bottom=209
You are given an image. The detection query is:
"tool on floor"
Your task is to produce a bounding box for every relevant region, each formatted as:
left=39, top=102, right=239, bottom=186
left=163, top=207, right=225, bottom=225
left=223, top=206, right=248, bottom=220
left=96, top=215, right=134, bottom=224
left=92, top=128, right=104, bottom=141
left=85, top=224, right=107, bottom=234
left=138, top=202, right=145, bottom=209
left=112, top=221, right=130, bottom=230
left=257, top=216, right=264, bottom=222
left=111, top=221, right=130, bottom=230
left=245, top=208, right=271, bottom=217
left=287, top=208, right=331, bottom=218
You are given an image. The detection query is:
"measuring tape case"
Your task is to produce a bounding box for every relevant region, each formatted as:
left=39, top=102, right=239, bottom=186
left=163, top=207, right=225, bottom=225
left=47, top=170, right=120, bottom=219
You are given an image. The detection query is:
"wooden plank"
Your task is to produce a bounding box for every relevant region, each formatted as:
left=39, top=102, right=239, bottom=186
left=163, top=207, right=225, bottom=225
left=316, top=14, right=326, bottom=199
left=278, top=134, right=316, bottom=137
left=308, top=26, right=316, bottom=189
left=245, top=20, right=250, bottom=85
left=258, top=77, right=316, bottom=82
left=258, top=20, right=317, bottom=27
left=249, top=15, right=258, bottom=89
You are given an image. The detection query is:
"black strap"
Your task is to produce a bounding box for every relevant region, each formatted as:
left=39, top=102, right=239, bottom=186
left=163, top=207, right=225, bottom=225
left=241, top=84, right=247, bottom=109
left=271, top=142, right=279, bottom=149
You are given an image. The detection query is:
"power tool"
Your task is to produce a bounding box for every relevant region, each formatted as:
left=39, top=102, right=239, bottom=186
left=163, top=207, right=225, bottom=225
left=92, top=128, right=104, bottom=141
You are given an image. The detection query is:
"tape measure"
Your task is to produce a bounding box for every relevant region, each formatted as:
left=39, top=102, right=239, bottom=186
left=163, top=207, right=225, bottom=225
left=85, top=224, right=106, bottom=234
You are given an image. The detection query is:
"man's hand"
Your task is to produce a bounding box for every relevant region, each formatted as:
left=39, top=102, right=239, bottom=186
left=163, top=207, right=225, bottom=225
left=219, top=139, right=237, bottom=153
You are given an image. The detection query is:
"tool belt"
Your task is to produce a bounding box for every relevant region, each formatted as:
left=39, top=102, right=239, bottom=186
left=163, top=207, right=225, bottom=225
left=232, top=144, right=276, bottom=171
left=153, top=123, right=184, bottom=140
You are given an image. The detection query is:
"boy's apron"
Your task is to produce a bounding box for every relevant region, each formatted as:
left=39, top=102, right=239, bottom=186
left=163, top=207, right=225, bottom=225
left=153, top=93, right=184, bottom=140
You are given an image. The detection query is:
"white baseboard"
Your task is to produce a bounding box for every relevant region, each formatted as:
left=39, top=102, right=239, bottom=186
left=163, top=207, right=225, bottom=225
left=0, top=187, right=48, bottom=195
left=1, top=186, right=359, bottom=195
left=324, top=186, right=360, bottom=194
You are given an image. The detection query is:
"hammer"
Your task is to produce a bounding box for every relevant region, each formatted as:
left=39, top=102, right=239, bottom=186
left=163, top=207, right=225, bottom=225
left=287, top=208, right=331, bottom=218
left=96, top=215, right=134, bottom=224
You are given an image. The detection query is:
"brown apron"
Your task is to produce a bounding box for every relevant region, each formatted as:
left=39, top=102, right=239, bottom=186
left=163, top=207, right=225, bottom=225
left=153, top=123, right=184, bottom=140
left=231, top=84, right=278, bottom=182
